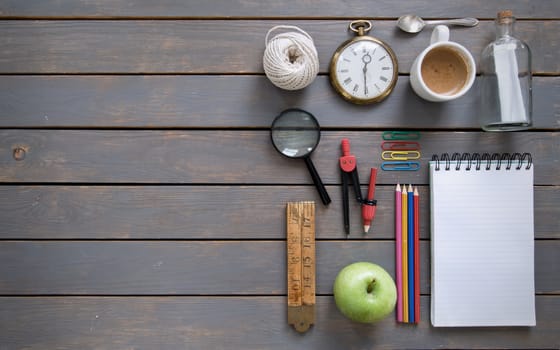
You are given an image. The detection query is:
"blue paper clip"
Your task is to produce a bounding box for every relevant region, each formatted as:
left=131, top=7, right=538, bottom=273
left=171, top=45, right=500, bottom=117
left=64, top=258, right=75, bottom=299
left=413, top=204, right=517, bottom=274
left=381, top=161, right=420, bottom=171
left=382, top=131, right=421, bottom=141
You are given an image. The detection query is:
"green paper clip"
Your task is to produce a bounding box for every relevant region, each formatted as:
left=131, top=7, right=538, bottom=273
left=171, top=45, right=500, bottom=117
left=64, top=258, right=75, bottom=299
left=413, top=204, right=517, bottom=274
left=382, top=131, right=421, bottom=141
left=381, top=161, right=420, bottom=171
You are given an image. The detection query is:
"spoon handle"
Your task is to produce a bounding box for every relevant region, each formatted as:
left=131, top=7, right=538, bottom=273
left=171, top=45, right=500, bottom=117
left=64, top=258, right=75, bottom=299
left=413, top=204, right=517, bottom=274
left=425, top=18, right=479, bottom=27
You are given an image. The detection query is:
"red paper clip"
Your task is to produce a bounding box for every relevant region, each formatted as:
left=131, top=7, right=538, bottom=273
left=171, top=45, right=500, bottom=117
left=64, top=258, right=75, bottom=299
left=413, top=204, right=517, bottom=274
left=381, top=141, right=420, bottom=151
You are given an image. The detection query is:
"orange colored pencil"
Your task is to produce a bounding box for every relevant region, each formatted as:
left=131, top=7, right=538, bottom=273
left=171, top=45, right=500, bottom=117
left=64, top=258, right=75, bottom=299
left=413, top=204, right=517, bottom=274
left=402, top=186, right=408, bottom=322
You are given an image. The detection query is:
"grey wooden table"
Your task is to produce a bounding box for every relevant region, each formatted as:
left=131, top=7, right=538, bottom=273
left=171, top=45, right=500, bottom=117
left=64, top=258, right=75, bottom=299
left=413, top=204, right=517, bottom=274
left=0, top=1, right=559, bottom=349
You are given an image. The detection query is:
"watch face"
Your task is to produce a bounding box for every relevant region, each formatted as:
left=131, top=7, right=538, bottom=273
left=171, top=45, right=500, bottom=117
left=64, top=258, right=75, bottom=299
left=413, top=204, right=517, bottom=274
left=331, top=38, right=397, bottom=103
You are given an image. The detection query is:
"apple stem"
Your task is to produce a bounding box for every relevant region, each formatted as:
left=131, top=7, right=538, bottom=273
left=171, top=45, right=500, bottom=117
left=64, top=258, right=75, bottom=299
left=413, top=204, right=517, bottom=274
left=367, top=278, right=376, bottom=293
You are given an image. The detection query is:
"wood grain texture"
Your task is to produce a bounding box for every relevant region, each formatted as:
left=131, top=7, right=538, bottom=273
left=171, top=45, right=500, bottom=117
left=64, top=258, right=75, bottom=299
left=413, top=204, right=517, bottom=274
left=0, top=20, right=558, bottom=74
left=1, top=130, right=557, bottom=184
left=1, top=76, right=558, bottom=129
left=0, top=241, right=423, bottom=295
left=0, top=296, right=558, bottom=349
left=0, top=241, right=557, bottom=295
left=0, top=0, right=558, bottom=19
left=0, top=186, right=558, bottom=239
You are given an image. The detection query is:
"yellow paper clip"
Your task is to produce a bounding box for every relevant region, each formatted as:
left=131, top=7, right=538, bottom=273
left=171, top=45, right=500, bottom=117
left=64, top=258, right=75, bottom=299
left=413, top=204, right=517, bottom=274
left=381, top=150, right=421, bottom=160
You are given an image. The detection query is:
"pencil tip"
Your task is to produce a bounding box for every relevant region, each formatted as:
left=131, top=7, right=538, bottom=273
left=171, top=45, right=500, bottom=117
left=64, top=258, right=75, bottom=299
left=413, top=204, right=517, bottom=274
left=363, top=225, right=370, bottom=233
left=408, top=184, right=413, bottom=191
left=396, top=183, right=401, bottom=191
left=414, top=187, right=419, bottom=195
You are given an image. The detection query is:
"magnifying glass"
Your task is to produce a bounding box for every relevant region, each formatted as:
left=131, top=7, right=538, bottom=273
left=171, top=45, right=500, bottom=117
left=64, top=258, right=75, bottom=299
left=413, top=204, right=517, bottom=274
left=271, top=108, right=331, bottom=206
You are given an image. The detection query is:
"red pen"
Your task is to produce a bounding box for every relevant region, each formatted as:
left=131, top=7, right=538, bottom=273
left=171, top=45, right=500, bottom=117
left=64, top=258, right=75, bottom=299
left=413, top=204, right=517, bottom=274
left=362, top=167, right=378, bottom=233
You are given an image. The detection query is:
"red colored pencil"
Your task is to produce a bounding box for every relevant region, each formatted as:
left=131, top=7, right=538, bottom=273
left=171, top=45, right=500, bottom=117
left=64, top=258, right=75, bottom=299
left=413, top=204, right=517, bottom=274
left=395, top=184, right=403, bottom=322
left=414, top=187, right=420, bottom=323
left=402, top=187, right=408, bottom=322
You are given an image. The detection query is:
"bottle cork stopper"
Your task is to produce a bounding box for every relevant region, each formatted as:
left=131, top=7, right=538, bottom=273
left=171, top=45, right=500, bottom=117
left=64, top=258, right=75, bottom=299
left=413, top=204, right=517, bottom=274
left=497, top=10, right=513, bottom=24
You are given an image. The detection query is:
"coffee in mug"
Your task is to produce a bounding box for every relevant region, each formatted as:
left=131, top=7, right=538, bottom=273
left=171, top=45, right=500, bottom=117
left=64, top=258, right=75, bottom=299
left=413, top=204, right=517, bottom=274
left=421, top=47, right=470, bottom=95
left=410, top=25, right=476, bottom=102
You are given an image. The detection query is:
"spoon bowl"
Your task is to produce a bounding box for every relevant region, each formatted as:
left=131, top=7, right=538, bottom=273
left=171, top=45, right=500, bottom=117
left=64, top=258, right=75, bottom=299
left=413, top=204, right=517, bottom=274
left=397, top=14, right=426, bottom=33
left=397, top=14, right=479, bottom=33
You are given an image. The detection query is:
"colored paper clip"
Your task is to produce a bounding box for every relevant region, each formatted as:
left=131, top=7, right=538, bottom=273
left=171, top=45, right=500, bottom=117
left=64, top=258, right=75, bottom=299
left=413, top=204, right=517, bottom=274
left=382, top=151, right=421, bottom=161
left=381, top=141, right=420, bottom=151
left=382, top=131, right=421, bottom=141
left=381, top=161, right=420, bottom=171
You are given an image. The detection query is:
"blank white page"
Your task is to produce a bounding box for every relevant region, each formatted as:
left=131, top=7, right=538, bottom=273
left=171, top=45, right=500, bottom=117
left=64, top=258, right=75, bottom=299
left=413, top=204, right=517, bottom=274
left=429, top=161, right=535, bottom=327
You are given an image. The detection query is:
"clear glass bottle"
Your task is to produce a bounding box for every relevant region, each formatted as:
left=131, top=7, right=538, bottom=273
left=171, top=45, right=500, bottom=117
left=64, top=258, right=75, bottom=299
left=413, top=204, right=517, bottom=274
left=480, top=10, right=532, bottom=131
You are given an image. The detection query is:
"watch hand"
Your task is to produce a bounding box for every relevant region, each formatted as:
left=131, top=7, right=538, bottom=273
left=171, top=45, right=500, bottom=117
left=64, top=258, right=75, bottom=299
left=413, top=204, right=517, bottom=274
left=362, top=53, right=372, bottom=95
left=363, top=70, right=367, bottom=94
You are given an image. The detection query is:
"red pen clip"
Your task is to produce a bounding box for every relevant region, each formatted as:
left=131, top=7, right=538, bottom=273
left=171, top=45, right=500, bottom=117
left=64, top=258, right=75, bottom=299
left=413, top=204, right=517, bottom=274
left=362, top=167, right=378, bottom=233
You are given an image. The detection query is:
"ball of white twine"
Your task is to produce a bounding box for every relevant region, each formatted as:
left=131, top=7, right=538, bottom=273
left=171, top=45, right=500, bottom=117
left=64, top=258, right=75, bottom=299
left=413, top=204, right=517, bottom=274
left=263, top=25, right=319, bottom=91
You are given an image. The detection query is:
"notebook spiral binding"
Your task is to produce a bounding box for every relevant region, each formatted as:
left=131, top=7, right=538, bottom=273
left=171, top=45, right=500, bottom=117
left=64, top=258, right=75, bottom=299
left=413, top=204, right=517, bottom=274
left=431, top=152, right=532, bottom=171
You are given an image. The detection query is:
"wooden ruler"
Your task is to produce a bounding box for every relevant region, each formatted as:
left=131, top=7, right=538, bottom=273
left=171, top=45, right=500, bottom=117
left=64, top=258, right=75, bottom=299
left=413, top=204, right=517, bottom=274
left=286, top=201, right=315, bottom=333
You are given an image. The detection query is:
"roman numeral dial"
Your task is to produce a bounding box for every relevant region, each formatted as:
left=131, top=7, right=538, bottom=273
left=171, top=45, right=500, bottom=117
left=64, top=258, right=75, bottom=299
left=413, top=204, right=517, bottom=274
left=329, top=22, right=398, bottom=104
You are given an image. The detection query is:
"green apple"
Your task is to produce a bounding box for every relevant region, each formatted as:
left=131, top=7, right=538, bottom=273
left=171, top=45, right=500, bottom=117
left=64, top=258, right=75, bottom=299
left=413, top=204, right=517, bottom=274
left=333, top=262, right=397, bottom=323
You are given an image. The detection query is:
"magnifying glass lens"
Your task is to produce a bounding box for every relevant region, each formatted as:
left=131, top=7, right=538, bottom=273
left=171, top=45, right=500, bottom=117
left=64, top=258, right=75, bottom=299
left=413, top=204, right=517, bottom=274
left=271, top=109, right=320, bottom=158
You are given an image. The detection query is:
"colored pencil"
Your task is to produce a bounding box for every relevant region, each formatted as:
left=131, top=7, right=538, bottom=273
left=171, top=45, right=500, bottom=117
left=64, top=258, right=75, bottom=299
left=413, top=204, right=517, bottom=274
left=401, top=186, right=408, bottom=323
left=395, top=184, right=403, bottom=322
left=408, top=185, right=414, bottom=322
left=414, top=186, right=420, bottom=323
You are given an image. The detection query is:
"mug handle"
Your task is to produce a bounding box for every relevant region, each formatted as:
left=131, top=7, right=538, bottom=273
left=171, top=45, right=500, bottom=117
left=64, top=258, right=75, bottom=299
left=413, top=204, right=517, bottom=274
left=430, top=25, right=450, bottom=44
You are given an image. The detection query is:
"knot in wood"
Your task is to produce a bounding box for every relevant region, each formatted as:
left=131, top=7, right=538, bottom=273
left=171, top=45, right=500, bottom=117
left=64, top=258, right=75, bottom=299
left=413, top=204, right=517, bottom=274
left=13, top=147, right=26, bottom=161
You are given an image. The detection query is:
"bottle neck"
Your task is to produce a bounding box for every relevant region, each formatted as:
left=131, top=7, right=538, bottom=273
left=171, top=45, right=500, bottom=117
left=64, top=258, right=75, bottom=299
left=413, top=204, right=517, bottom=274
left=496, top=18, right=515, bottom=38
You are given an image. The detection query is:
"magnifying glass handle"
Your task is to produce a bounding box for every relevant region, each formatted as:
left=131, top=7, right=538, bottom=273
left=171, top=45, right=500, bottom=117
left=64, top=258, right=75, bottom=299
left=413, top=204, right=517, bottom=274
left=304, top=157, right=331, bottom=206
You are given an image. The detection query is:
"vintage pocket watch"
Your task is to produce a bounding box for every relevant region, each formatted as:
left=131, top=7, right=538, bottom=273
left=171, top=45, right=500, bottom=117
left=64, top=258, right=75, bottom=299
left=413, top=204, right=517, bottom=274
left=329, top=20, right=398, bottom=104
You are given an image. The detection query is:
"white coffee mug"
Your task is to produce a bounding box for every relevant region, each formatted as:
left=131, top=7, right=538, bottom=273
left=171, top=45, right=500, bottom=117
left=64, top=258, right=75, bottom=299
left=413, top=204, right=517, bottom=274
left=410, top=25, right=476, bottom=102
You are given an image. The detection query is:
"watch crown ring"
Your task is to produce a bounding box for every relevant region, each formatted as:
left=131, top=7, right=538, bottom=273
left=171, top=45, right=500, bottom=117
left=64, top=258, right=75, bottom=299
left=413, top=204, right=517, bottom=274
left=349, top=20, right=373, bottom=35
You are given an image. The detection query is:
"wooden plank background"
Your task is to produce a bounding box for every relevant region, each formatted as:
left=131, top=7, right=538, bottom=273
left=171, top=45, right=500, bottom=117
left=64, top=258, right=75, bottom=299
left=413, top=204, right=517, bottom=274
left=1, top=131, right=558, bottom=184
left=1, top=297, right=558, bottom=349
left=0, top=1, right=559, bottom=349
left=1, top=186, right=558, bottom=239
left=0, top=0, right=558, bottom=18
left=0, top=241, right=558, bottom=295
left=0, top=76, right=558, bottom=129
left=0, top=21, right=558, bottom=74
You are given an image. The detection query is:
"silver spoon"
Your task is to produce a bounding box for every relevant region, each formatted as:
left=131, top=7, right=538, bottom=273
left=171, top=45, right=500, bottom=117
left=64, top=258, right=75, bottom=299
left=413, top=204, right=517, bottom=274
left=397, top=14, right=479, bottom=33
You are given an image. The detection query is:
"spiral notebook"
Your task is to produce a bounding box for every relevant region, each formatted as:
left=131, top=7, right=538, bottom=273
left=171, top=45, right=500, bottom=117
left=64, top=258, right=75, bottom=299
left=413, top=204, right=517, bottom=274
left=429, top=153, right=535, bottom=327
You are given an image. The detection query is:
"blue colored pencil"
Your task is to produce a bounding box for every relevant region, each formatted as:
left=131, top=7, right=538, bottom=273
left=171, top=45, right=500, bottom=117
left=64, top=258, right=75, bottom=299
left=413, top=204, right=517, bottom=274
left=407, top=184, right=415, bottom=322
